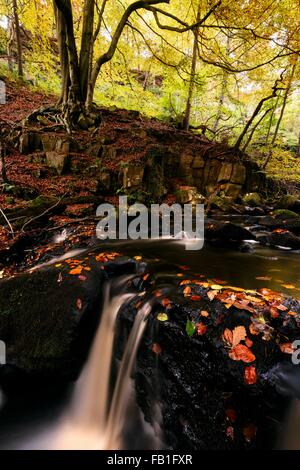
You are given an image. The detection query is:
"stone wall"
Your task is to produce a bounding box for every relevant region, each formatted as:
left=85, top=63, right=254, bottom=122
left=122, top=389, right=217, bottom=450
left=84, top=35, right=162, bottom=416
left=15, top=127, right=265, bottom=201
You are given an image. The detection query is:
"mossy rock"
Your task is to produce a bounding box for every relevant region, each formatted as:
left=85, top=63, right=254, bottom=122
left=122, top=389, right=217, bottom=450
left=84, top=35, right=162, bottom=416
left=242, top=192, right=262, bottom=207
left=272, top=209, right=299, bottom=220
left=276, top=195, right=300, bottom=213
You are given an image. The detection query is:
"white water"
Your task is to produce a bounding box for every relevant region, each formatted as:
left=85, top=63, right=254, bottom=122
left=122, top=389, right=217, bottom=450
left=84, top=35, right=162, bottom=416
left=25, top=278, right=155, bottom=450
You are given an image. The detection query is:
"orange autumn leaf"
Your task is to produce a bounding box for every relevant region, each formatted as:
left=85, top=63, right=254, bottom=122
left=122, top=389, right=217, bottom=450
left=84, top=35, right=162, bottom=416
left=229, top=344, right=256, bottom=363
left=161, top=297, right=171, bottom=308
left=282, top=284, right=296, bottom=289
left=222, top=326, right=247, bottom=347
left=279, top=342, right=295, bottom=354
left=152, top=343, right=162, bottom=354
left=245, top=337, right=253, bottom=348
left=143, top=274, right=150, bottom=281
left=196, top=322, right=207, bottom=335
left=183, top=286, right=192, bottom=296
left=179, top=279, right=191, bottom=285
left=244, top=365, right=257, bottom=385
left=207, top=290, right=218, bottom=301
left=200, top=310, right=209, bottom=317
left=249, top=323, right=260, bottom=336
left=69, top=267, right=83, bottom=275
left=288, top=311, right=297, bottom=316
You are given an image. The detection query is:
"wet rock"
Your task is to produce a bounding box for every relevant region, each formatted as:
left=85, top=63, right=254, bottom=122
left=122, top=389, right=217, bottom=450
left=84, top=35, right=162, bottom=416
left=259, top=216, right=300, bottom=236
left=118, top=281, right=300, bottom=450
left=243, top=193, right=262, bottom=207
left=276, top=195, right=300, bottom=214
left=272, top=209, right=299, bottom=220
left=0, top=254, right=137, bottom=383
left=223, top=183, right=242, bottom=199
left=231, top=164, right=246, bottom=185
left=175, top=186, right=199, bottom=204
left=218, top=163, right=233, bottom=182
left=205, top=221, right=256, bottom=243
left=264, top=232, right=300, bottom=250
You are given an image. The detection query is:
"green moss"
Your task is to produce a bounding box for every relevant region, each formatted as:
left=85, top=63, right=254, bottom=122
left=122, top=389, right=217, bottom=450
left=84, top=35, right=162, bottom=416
left=272, top=209, right=299, bottom=219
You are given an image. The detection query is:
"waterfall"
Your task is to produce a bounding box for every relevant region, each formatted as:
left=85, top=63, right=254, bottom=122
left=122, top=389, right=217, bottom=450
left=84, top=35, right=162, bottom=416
left=46, top=278, right=155, bottom=450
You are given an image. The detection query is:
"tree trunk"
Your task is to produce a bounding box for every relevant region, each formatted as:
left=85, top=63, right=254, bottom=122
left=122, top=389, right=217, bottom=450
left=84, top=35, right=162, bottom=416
left=182, top=3, right=201, bottom=131
left=7, top=17, right=14, bottom=73
left=242, top=107, right=272, bottom=153
left=79, top=0, right=95, bottom=102
left=12, top=0, right=23, bottom=78
left=54, top=3, right=70, bottom=105
left=263, top=62, right=297, bottom=169
left=54, top=0, right=83, bottom=126
left=213, top=37, right=230, bottom=133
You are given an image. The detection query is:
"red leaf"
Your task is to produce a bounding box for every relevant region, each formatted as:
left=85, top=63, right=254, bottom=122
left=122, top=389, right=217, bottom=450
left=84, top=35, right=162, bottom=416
left=242, top=423, right=257, bottom=442
left=244, top=365, right=257, bottom=384
left=229, top=344, right=256, bottom=363
left=152, top=343, right=162, bottom=354
left=196, top=322, right=207, bottom=336
left=225, top=408, right=237, bottom=423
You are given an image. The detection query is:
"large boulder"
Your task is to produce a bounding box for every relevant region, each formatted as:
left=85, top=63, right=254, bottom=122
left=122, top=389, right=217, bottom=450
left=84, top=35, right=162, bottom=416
left=276, top=195, right=300, bottom=214
left=0, top=253, right=136, bottom=382
left=118, top=278, right=300, bottom=450
left=243, top=193, right=262, bottom=207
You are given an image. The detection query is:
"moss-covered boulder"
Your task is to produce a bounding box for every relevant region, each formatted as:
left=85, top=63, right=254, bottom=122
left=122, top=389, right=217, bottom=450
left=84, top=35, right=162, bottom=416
left=272, top=209, right=299, bottom=220
left=0, top=253, right=136, bottom=382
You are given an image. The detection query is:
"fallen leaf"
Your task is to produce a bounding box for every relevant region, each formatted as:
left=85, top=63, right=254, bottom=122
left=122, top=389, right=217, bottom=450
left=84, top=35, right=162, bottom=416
left=76, top=298, right=82, bottom=310
left=249, top=323, right=260, bottom=335
left=152, top=343, right=162, bottom=354
left=243, top=423, right=257, bottom=442
left=161, top=297, right=171, bottom=308
left=196, top=322, right=207, bottom=335
left=183, top=286, right=192, bottom=297
left=157, top=313, right=169, bottom=322
left=143, top=274, right=150, bottom=281
left=207, top=290, right=218, bottom=301
left=134, top=256, right=142, bottom=261
left=226, top=426, right=234, bottom=440
left=225, top=409, right=237, bottom=422
left=282, top=284, right=296, bottom=289
left=256, top=276, right=272, bottom=281
left=222, top=326, right=247, bottom=347
left=244, top=365, right=257, bottom=384
left=69, top=267, right=83, bottom=275
left=186, top=319, right=195, bottom=337
left=78, top=274, right=87, bottom=281
left=279, top=342, right=295, bottom=354
left=191, top=295, right=202, bottom=301
left=229, top=344, right=256, bottom=363
left=200, top=310, right=209, bottom=317
left=245, top=337, right=253, bottom=348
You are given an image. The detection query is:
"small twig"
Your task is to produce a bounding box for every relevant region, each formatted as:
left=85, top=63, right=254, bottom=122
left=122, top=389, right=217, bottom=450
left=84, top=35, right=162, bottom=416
left=21, top=193, right=67, bottom=232
left=0, top=207, right=14, bottom=237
